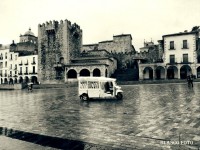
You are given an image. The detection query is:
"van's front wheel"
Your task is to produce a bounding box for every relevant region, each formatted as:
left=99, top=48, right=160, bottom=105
left=116, top=92, right=123, bottom=100
left=80, top=94, right=89, bottom=101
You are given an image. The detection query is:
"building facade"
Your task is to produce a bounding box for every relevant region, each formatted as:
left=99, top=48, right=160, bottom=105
left=0, top=28, right=38, bottom=84
left=38, top=20, right=82, bottom=84
left=139, top=29, right=200, bottom=80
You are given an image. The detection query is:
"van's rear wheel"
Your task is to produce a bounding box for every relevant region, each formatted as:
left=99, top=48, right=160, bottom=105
left=81, top=94, right=89, bottom=101
left=116, top=92, right=123, bottom=100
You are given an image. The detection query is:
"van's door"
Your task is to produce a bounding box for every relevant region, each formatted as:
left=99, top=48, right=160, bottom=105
left=87, top=81, right=100, bottom=98
left=99, top=81, right=113, bottom=98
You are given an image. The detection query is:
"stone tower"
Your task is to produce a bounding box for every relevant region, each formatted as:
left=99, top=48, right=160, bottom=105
left=38, top=19, right=82, bottom=84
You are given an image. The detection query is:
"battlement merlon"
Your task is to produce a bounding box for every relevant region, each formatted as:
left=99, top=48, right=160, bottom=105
left=38, top=19, right=82, bottom=32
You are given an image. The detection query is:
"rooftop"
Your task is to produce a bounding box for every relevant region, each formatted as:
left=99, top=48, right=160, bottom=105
left=163, top=31, right=197, bottom=37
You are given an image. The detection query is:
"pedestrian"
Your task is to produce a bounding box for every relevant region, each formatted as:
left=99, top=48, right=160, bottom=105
left=190, top=73, right=194, bottom=87
left=187, top=73, right=194, bottom=87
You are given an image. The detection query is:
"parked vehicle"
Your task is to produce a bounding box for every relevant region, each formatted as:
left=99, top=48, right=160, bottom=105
left=78, top=77, right=123, bottom=101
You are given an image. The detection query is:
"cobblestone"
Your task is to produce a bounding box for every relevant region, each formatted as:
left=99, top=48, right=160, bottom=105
left=1, top=83, right=200, bottom=149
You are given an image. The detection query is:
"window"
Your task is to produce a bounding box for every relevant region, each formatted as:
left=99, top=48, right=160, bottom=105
left=88, top=81, right=99, bottom=89
left=183, top=54, right=188, bottom=63
left=5, top=61, right=7, bottom=67
left=33, top=57, right=35, bottom=63
left=26, top=67, right=28, bottom=73
left=183, top=40, right=188, bottom=49
left=10, top=54, right=12, bottom=60
left=170, top=41, right=175, bottom=49
left=33, top=66, right=35, bottom=73
left=15, top=55, right=17, bottom=60
left=5, top=53, right=7, bottom=59
left=10, top=64, right=12, bottom=69
left=20, top=67, right=22, bottom=73
left=170, top=55, right=175, bottom=63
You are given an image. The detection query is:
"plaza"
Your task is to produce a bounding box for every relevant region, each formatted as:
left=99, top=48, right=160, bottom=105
left=0, top=83, right=200, bottom=149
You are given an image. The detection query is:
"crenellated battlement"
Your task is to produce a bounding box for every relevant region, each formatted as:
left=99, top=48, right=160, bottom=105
left=38, top=19, right=81, bottom=32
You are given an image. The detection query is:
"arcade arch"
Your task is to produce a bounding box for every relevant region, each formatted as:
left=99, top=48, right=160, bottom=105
left=143, top=67, right=153, bottom=79
left=93, top=68, right=101, bottom=77
left=167, top=66, right=178, bottom=79
left=67, top=69, right=77, bottom=78
left=80, top=69, right=90, bottom=76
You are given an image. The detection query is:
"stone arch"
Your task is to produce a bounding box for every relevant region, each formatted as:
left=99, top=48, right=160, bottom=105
left=67, top=69, right=77, bottom=78
left=14, top=78, right=17, bottom=84
left=31, top=76, right=38, bottom=84
left=180, top=65, right=191, bottom=79
left=155, top=66, right=165, bottom=79
left=19, top=77, right=23, bottom=83
left=9, top=78, right=13, bottom=84
left=197, top=66, right=200, bottom=78
left=167, top=66, right=178, bottom=79
left=4, top=78, right=8, bottom=84
left=143, top=67, right=153, bottom=80
left=93, top=68, right=101, bottom=77
left=25, top=76, right=29, bottom=83
left=80, top=69, right=90, bottom=76
left=60, top=57, right=64, bottom=64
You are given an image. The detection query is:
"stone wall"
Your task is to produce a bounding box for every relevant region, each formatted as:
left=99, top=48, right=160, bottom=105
left=82, top=34, right=135, bottom=54
left=38, top=19, right=82, bottom=84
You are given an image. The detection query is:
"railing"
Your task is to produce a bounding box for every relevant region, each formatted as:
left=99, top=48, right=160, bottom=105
left=31, top=62, right=36, bottom=65
left=29, top=72, right=37, bottom=75
left=19, top=63, right=23, bottom=66
left=18, top=73, right=23, bottom=75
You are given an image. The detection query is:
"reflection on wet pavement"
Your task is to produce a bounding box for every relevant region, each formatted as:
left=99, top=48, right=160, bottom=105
left=1, top=83, right=200, bottom=149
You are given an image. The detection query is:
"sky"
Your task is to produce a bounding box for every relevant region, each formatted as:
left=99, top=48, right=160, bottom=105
left=0, top=0, right=200, bottom=51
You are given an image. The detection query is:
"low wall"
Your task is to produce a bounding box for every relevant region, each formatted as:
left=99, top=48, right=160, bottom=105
left=0, top=83, right=26, bottom=90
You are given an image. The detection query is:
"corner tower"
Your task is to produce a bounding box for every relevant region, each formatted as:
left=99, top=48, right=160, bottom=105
left=38, top=19, right=82, bottom=84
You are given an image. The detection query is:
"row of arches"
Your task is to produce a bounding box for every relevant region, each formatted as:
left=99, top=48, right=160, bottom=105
left=67, top=68, right=107, bottom=79
left=143, top=65, right=199, bottom=80
left=1, top=76, right=38, bottom=84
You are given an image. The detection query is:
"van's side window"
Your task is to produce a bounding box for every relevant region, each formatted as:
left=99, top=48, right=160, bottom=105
left=88, top=81, right=99, bottom=89
left=80, top=81, right=87, bottom=89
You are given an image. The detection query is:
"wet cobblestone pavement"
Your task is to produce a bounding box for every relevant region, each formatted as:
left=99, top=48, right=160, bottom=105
left=1, top=83, right=200, bottom=149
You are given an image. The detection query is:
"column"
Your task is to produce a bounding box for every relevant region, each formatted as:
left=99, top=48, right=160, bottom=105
left=177, top=65, right=180, bottom=79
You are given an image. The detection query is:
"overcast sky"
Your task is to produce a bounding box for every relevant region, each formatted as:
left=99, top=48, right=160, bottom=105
left=1, top=0, right=200, bottom=51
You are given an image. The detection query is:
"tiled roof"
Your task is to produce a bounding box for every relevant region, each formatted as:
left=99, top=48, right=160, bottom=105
left=163, top=31, right=197, bottom=37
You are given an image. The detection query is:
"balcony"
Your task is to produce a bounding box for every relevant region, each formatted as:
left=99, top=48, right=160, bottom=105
left=24, top=72, right=28, bottom=75
left=19, top=63, right=23, bottom=66
left=9, top=74, right=12, bottom=77
left=180, top=57, right=192, bottom=64
left=4, top=73, right=7, bottom=77
left=24, top=63, right=29, bottom=65
left=31, top=62, right=36, bottom=65
left=18, top=72, right=23, bottom=75
left=29, top=72, right=37, bottom=75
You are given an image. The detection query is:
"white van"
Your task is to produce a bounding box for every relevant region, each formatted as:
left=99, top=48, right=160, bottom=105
left=78, top=77, right=123, bottom=101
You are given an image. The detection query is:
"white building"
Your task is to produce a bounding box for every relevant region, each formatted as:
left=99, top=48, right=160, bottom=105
left=0, top=47, right=38, bottom=84
left=138, top=28, right=200, bottom=80
left=163, top=31, right=198, bottom=79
